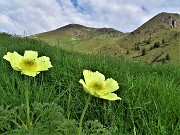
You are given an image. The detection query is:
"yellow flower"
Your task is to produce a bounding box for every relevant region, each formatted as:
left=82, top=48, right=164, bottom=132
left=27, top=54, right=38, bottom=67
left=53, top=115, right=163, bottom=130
left=3, top=50, right=53, bottom=77
left=79, top=70, right=121, bottom=101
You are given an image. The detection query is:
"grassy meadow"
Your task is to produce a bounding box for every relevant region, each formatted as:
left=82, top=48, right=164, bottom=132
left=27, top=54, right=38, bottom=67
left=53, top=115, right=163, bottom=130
left=0, top=33, right=180, bottom=135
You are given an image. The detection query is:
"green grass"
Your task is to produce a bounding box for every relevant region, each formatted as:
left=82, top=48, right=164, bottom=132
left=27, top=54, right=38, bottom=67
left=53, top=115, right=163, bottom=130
left=0, top=33, right=180, bottom=134
left=33, top=34, right=122, bottom=54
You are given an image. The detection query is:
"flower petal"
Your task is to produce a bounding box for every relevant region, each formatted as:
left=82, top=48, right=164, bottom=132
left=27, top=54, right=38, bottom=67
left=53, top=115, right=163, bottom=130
left=83, top=70, right=93, bottom=85
left=21, top=70, right=40, bottom=77
left=3, top=52, right=12, bottom=61
left=36, top=56, right=53, bottom=71
left=100, top=93, right=121, bottom=101
left=24, top=50, right=38, bottom=59
left=103, top=78, right=119, bottom=93
left=93, top=71, right=105, bottom=81
left=79, top=79, right=94, bottom=95
left=83, top=70, right=105, bottom=86
left=3, top=51, right=23, bottom=71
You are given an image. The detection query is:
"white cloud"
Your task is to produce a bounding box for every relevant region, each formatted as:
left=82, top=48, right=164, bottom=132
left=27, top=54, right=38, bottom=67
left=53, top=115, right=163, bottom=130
left=76, top=0, right=179, bottom=31
left=0, top=0, right=179, bottom=35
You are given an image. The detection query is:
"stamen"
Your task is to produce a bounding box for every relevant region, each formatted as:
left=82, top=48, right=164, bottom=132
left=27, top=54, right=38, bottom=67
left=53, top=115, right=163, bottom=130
left=89, top=81, right=105, bottom=95
left=19, top=58, right=37, bottom=71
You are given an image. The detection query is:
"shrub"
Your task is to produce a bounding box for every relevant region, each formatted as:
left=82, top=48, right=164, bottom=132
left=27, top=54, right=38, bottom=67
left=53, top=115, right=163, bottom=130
left=162, top=38, right=165, bottom=44
left=166, top=53, right=170, bottom=60
left=154, top=42, right=160, bottom=48
left=146, top=38, right=151, bottom=44
left=135, top=45, right=140, bottom=51
left=141, top=48, right=146, bottom=56
left=174, top=32, right=179, bottom=37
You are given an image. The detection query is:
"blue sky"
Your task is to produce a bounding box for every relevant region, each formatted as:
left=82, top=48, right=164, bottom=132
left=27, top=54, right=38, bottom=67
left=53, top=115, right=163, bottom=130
left=0, top=0, right=179, bottom=35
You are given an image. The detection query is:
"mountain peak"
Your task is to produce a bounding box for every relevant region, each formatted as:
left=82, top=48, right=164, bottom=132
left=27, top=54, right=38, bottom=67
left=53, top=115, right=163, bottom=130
left=60, top=24, right=87, bottom=29
left=131, top=12, right=179, bottom=35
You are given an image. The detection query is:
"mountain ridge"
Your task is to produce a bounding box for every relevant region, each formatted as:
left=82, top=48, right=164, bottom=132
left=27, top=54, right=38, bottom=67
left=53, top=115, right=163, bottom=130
left=31, top=12, right=180, bottom=64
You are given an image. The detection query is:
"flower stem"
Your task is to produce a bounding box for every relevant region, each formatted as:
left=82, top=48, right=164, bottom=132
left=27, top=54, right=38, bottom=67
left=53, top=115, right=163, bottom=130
left=78, top=95, right=91, bottom=135
left=103, top=101, right=107, bottom=125
left=25, top=77, right=31, bottom=132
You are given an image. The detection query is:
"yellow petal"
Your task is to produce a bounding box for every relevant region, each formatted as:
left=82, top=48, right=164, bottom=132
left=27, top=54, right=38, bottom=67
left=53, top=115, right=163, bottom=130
left=103, top=78, right=119, bottom=93
left=100, top=93, right=121, bottom=101
left=83, top=70, right=93, bottom=85
left=21, top=70, right=40, bottom=77
left=83, top=70, right=105, bottom=85
left=36, top=56, right=53, bottom=71
left=3, top=52, right=12, bottom=61
left=24, top=50, right=38, bottom=59
left=93, top=71, right=105, bottom=81
left=3, top=51, right=23, bottom=71
left=79, top=79, right=93, bottom=95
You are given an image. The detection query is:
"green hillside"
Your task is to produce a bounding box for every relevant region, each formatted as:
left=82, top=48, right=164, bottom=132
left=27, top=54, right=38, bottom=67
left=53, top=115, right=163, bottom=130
left=31, top=12, right=180, bottom=65
left=0, top=33, right=180, bottom=134
left=32, top=24, right=124, bottom=53
left=109, top=12, right=180, bottom=64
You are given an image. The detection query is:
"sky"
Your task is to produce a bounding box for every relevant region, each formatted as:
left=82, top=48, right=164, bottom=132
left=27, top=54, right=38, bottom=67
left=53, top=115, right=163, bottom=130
left=0, top=0, right=179, bottom=35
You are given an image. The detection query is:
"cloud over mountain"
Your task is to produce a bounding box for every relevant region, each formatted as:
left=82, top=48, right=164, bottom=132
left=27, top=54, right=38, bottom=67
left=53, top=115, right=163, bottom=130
left=0, top=0, right=179, bottom=35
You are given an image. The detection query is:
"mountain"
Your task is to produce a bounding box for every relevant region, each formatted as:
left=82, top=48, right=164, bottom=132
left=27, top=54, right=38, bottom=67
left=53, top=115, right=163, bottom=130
left=32, top=24, right=124, bottom=53
left=31, top=12, right=180, bottom=64
left=96, top=12, right=180, bottom=64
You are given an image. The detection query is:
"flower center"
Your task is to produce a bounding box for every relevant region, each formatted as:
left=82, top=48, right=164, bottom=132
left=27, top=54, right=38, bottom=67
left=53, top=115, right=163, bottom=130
left=19, top=59, right=37, bottom=71
left=89, top=81, right=105, bottom=95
